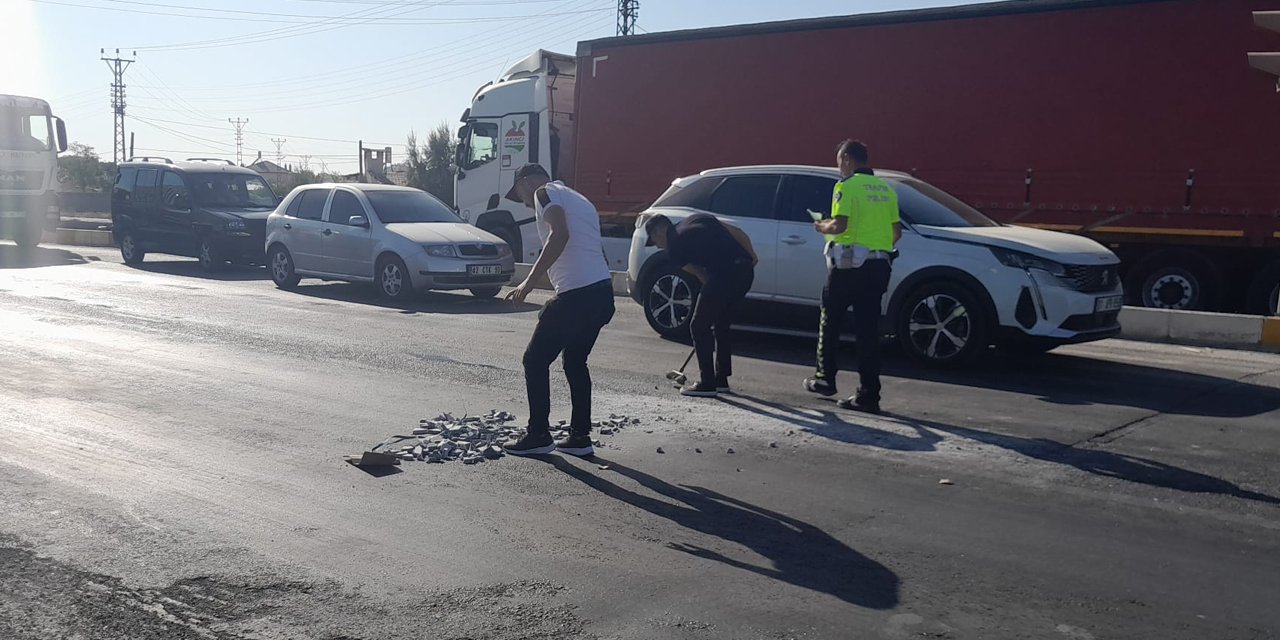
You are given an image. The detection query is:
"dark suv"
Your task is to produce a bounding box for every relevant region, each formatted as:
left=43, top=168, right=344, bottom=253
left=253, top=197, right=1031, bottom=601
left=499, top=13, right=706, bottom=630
left=111, top=158, right=280, bottom=271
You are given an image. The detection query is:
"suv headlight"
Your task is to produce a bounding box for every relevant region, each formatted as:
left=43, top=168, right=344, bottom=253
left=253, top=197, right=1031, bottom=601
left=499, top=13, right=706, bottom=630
left=224, top=219, right=247, bottom=231
left=423, top=244, right=456, bottom=258
left=989, top=247, right=1066, bottom=276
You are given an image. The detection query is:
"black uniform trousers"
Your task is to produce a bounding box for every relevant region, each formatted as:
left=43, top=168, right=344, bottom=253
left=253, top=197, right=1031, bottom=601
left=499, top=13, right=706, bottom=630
left=815, top=259, right=892, bottom=399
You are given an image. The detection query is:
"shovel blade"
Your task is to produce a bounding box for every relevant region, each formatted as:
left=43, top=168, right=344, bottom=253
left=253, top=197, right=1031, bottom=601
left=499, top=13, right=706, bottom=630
left=345, top=451, right=401, bottom=467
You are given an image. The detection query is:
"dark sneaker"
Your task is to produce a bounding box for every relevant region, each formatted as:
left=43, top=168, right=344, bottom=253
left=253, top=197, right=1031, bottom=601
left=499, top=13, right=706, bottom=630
left=803, top=376, right=837, bottom=397
left=837, top=393, right=882, bottom=415
left=680, top=381, right=718, bottom=397
left=556, top=433, right=595, bottom=457
left=715, top=376, right=731, bottom=394
left=504, top=430, right=556, bottom=456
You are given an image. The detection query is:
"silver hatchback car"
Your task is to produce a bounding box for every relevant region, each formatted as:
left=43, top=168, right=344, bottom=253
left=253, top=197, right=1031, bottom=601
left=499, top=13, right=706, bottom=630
left=265, top=184, right=515, bottom=300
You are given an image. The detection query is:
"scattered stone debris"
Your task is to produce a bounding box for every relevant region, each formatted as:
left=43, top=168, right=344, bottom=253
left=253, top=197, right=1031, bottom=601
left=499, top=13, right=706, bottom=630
left=656, top=447, right=665, bottom=454
left=598, top=464, right=610, bottom=470
left=362, top=411, right=640, bottom=467
left=727, top=447, right=736, bottom=454
left=695, top=448, right=702, bottom=454
left=939, top=478, right=955, bottom=485
left=768, top=441, right=778, bottom=448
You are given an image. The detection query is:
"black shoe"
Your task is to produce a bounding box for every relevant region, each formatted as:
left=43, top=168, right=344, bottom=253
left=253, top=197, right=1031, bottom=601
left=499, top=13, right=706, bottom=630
left=837, top=392, right=881, bottom=415
left=504, top=430, right=556, bottom=456
left=556, top=432, right=595, bottom=457
left=680, top=381, right=718, bottom=397
left=803, top=376, right=837, bottom=397
left=715, top=376, right=731, bottom=394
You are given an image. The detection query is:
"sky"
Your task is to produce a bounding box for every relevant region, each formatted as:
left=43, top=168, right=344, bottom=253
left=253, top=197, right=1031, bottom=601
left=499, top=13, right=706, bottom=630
left=2, top=0, right=979, bottom=171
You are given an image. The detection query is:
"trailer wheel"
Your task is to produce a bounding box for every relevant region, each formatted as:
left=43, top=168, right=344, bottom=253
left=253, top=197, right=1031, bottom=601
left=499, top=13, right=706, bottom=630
left=13, top=218, right=43, bottom=248
left=1246, top=261, right=1280, bottom=316
left=485, top=223, right=522, bottom=262
left=1128, top=251, right=1220, bottom=311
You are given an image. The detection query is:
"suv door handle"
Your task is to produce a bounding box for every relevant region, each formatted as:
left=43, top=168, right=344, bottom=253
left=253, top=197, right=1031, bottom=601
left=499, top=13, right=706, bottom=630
left=322, top=228, right=333, bottom=236
left=283, top=223, right=292, bottom=230
left=781, top=235, right=806, bottom=245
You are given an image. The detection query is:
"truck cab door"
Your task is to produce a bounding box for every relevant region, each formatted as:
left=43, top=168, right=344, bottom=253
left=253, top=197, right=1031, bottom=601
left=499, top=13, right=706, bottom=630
left=456, top=120, right=502, bottom=223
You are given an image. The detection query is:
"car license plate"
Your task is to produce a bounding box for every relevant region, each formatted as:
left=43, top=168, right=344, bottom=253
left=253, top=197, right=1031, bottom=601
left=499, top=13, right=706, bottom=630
left=1095, top=295, right=1123, bottom=313
left=469, top=265, right=501, bottom=276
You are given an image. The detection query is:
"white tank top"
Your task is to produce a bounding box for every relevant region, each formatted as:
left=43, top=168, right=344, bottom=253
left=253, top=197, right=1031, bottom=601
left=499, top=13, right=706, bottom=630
left=535, top=181, right=611, bottom=294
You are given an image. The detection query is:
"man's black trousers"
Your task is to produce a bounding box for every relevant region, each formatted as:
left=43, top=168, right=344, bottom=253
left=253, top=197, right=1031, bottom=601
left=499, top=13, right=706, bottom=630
left=689, top=268, right=754, bottom=386
left=523, top=279, right=615, bottom=434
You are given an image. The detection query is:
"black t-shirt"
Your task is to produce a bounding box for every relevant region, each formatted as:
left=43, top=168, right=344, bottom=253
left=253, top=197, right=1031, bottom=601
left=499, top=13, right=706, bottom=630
left=666, top=213, right=752, bottom=278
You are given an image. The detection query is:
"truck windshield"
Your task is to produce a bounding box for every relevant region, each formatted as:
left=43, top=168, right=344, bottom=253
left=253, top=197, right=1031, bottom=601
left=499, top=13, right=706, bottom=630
left=889, top=178, right=999, bottom=228
left=366, top=190, right=461, bottom=224
left=0, top=107, right=51, bottom=152
left=189, top=174, right=277, bottom=209
left=461, top=122, right=499, bottom=170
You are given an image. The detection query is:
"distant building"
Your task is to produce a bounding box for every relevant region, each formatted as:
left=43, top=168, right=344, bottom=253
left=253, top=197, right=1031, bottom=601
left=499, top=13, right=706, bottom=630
left=386, top=162, right=410, bottom=186
left=248, top=159, right=292, bottom=190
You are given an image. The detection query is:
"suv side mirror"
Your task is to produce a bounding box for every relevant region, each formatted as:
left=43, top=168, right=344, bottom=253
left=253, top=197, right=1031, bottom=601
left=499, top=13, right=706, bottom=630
left=348, top=215, right=369, bottom=227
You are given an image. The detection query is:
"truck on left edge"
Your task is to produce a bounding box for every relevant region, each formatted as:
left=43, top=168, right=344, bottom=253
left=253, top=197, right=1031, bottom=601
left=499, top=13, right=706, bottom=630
left=0, top=94, right=67, bottom=248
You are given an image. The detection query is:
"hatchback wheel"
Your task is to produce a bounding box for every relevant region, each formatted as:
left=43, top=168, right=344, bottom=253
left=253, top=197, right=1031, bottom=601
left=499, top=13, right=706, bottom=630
left=470, top=285, right=502, bottom=299
left=643, top=264, right=699, bottom=339
left=119, top=231, right=145, bottom=265
left=269, top=245, right=301, bottom=289
left=896, top=281, right=989, bottom=366
left=377, top=255, right=413, bottom=301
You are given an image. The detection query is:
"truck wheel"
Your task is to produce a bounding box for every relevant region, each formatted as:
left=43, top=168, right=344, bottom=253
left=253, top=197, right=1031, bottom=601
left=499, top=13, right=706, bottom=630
left=119, top=231, right=146, bottom=265
left=1246, top=261, right=1280, bottom=316
left=486, top=224, right=522, bottom=262
left=895, top=281, right=989, bottom=366
left=14, top=219, right=43, bottom=248
left=1128, top=251, right=1220, bottom=311
left=198, top=237, right=224, bottom=272
left=376, top=254, right=414, bottom=301
left=642, top=263, right=699, bottom=339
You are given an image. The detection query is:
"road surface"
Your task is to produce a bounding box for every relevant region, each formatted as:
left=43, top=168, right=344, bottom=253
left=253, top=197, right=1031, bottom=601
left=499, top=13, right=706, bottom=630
left=1, top=243, right=1278, bottom=640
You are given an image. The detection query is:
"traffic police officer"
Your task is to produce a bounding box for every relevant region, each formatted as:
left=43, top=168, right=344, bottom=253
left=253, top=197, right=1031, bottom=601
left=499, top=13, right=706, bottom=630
left=803, top=140, right=901, bottom=414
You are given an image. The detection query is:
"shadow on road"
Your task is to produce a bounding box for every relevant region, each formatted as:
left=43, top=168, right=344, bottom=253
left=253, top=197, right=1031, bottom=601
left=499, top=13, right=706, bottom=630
left=289, top=282, right=539, bottom=315
left=549, top=455, right=900, bottom=609
left=720, top=393, right=1280, bottom=506
left=723, top=332, right=1280, bottom=419
left=131, top=260, right=269, bottom=282
left=0, top=244, right=87, bottom=269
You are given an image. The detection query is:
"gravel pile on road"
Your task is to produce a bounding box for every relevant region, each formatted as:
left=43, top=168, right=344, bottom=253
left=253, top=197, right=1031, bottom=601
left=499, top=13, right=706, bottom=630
left=383, top=410, right=640, bottom=465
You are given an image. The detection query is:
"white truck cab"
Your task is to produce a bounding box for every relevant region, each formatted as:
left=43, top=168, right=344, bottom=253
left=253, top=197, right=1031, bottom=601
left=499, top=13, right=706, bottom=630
left=454, top=50, right=576, bottom=263
left=0, top=95, right=68, bottom=247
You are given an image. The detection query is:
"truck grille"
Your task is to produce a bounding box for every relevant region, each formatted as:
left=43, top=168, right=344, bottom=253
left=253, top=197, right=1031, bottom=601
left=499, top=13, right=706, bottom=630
left=457, top=243, right=499, bottom=257
left=0, top=170, right=43, bottom=191
left=1058, top=264, right=1119, bottom=292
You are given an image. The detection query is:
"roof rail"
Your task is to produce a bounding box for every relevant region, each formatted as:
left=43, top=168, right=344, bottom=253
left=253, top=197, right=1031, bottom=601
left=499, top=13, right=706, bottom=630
left=186, top=157, right=236, bottom=165
left=128, top=156, right=173, bottom=164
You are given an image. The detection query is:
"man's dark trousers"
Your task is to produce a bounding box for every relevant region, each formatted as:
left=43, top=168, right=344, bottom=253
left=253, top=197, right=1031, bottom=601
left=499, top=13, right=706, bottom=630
left=815, top=259, right=891, bottom=399
left=523, top=279, right=615, bottom=434
left=689, top=267, right=754, bottom=386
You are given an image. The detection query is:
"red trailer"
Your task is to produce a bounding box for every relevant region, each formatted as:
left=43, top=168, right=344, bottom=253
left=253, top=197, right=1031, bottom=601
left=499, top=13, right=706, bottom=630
left=563, top=0, right=1280, bottom=314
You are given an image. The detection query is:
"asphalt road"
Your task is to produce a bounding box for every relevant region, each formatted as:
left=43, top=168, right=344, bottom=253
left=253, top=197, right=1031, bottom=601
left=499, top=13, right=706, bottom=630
left=2, top=242, right=1278, bottom=640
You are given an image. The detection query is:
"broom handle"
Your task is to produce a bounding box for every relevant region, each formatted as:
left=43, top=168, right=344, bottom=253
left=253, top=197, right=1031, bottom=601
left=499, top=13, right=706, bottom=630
left=679, top=347, right=696, bottom=372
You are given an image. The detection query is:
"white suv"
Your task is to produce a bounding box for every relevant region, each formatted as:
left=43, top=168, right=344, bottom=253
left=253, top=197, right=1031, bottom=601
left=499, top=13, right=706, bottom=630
left=266, top=184, right=515, bottom=300
left=627, top=166, right=1123, bottom=365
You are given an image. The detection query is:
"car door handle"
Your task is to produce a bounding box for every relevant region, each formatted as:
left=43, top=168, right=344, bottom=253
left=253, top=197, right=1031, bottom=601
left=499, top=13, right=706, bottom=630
left=283, top=223, right=292, bottom=229
left=782, top=235, right=807, bottom=245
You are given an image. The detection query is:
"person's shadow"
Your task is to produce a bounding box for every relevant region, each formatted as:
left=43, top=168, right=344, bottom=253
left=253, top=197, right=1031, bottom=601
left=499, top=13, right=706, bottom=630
left=548, top=456, right=900, bottom=609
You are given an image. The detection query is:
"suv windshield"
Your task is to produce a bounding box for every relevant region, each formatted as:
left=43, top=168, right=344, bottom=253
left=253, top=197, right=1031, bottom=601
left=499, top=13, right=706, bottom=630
left=889, top=178, right=999, bottom=228
left=188, top=173, right=277, bottom=209
left=0, top=107, right=51, bottom=152
left=366, top=190, right=460, bottom=224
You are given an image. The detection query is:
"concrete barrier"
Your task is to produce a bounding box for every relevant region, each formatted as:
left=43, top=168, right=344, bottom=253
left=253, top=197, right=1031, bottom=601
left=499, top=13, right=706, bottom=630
left=1119, top=306, right=1279, bottom=352
left=45, top=228, right=114, bottom=248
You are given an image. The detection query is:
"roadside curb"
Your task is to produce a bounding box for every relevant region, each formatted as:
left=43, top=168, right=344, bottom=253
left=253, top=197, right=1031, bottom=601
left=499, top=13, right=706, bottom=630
left=1120, top=306, right=1280, bottom=352
left=513, top=263, right=630, bottom=297
left=46, top=228, right=114, bottom=248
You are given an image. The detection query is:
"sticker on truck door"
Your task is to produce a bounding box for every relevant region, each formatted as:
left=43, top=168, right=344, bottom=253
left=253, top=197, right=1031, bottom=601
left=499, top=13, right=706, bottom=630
left=503, top=121, right=526, bottom=152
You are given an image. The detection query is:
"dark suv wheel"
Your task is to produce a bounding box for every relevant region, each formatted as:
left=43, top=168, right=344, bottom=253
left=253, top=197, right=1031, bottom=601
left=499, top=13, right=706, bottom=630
left=119, top=230, right=146, bottom=265
left=642, top=263, right=699, bottom=339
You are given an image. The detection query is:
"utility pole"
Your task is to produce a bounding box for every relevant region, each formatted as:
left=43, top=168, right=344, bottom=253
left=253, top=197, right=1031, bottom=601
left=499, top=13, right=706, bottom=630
left=228, top=117, right=249, bottom=165
left=617, top=0, right=639, bottom=36
left=100, top=48, right=135, bottom=164
left=270, top=138, right=286, bottom=164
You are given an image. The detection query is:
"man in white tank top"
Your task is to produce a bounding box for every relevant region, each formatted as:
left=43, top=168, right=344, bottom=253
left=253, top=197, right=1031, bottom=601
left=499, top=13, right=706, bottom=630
left=502, top=164, right=614, bottom=457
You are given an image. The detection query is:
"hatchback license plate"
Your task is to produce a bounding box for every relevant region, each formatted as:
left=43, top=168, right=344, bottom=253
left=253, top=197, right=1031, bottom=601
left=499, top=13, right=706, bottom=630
left=469, top=265, right=501, bottom=276
left=1095, top=295, right=1123, bottom=313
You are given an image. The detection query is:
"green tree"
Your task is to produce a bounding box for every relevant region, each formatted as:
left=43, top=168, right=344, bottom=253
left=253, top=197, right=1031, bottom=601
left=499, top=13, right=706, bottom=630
left=57, top=143, right=104, bottom=192
left=405, top=122, right=457, bottom=206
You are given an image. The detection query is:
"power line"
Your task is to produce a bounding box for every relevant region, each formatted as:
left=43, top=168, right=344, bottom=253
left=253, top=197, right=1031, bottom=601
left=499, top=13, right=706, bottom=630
left=228, top=117, right=249, bottom=165
left=271, top=138, right=287, bottom=163
left=100, top=48, right=135, bottom=164
left=32, top=0, right=608, bottom=24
